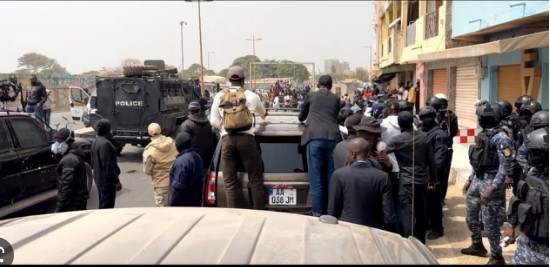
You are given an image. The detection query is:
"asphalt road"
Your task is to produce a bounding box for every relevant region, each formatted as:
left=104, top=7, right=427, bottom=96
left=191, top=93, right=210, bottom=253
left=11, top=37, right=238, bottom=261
left=3, top=111, right=155, bottom=219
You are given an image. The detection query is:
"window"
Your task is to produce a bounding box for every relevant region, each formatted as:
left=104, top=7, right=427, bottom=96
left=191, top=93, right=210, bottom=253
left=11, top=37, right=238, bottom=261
left=258, top=136, right=307, bottom=173
left=0, top=121, right=12, bottom=152
left=71, top=87, right=83, bottom=103
left=10, top=118, right=49, bottom=149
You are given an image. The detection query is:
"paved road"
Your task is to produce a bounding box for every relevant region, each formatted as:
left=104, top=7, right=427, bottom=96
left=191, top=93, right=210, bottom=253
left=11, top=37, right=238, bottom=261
left=4, top=111, right=155, bottom=219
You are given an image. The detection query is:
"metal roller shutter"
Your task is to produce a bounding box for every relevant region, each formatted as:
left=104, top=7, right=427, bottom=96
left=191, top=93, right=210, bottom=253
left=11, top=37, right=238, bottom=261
left=498, top=65, right=522, bottom=112
left=455, top=65, right=479, bottom=129
left=432, top=69, right=447, bottom=96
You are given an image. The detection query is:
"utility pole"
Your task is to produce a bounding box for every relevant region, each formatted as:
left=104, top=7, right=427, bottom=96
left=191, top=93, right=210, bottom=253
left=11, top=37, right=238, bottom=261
left=246, top=35, right=262, bottom=90
left=180, top=21, right=187, bottom=76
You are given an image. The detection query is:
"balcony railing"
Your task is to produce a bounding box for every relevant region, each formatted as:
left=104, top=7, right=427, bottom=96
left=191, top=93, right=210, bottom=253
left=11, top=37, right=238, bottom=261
left=406, top=21, right=416, bottom=46
left=425, top=11, right=439, bottom=39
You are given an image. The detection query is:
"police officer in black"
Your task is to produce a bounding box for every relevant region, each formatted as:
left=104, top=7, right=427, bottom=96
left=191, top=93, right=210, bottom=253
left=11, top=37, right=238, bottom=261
left=510, top=95, right=534, bottom=148
left=516, top=101, right=543, bottom=173
left=501, top=127, right=549, bottom=265
left=427, top=96, right=456, bottom=203
left=419, top=105, right=449, bottom=240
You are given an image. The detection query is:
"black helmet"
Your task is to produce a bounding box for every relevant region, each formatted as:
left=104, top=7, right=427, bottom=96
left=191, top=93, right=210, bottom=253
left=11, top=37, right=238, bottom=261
left=520, top=100, right=542, bottom=117
left=529, top=110, right=549, bottom=129
left=496, top=99, right=513, bottom=118
left=8, top=74, right=17, bottom=83
left=397, top=100, right=412, bottom=112
left=426, top=96, right=443, bottom=111
left=514, top=95, right=533, bottom=110
left=418, top=105, right=437, bottom=119
left=525, top=127, right=549, bottom=152
left=476, top=101, right=504, bottom=129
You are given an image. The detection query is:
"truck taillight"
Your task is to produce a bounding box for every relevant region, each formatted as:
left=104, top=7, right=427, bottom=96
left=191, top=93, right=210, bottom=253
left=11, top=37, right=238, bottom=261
left=204, top=172, right=216, bottom=206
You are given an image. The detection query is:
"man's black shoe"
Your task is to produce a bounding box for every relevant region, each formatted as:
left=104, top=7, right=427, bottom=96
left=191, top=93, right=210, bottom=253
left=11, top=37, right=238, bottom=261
left=427, top=230, right=444, bottom=240
left=460, top=243, right=488, bottom=257
left=486, top=255, right=505, bottom=265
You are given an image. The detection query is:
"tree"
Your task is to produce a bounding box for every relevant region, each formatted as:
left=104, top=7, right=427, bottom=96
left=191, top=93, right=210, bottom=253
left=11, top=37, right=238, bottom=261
left=81, top=70, right=101, bottom=77
left=121, top=58, right=141, bottom=66
left=231, top=55, right=261, bottom=79
left=17, top=52, right=69, bottom=75
left=218, top=68, right=229, bottom=78
left=352, top=68, right=368, bottom=82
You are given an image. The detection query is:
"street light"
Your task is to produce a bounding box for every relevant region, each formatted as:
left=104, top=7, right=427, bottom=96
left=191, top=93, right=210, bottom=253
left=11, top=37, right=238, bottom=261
left=207, top=51, right=215, bottom=71
left=185, top=0, right=212, bottom=93
left=364, top=45, right=372, bottom=80
left=246, top=35, right=262, bottom=90
left=246, top=34, right=262, bottom=57
left=179, top=20, right=187, bottom=75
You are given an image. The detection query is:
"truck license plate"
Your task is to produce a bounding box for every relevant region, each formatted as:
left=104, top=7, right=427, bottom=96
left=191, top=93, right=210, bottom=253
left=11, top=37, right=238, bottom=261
left=269, top=189, right=296, bottom=205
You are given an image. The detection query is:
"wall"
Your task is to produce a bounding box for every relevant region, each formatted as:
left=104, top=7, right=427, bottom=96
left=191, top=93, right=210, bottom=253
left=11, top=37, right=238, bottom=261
left=0, top=74, right=96, bottom=111
left=481, top=46, right=548, bottom=108
left=452, top=0, right=549, bottom=37
left=401, top=4, right=448, bottom=64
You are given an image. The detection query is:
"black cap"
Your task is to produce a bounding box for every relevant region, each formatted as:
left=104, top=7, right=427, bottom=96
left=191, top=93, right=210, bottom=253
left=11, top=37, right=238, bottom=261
left=54, top=128, right=73, bottom=140
left=175, top=132, right=192, bottom=152
left=398, top=111, right=414, bottom=130
left=95, top=119, right=112, bottom=137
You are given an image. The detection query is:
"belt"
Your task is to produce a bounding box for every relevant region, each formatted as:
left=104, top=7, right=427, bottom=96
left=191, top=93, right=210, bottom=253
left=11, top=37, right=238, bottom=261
left=478, top=173, right=496, bottom=180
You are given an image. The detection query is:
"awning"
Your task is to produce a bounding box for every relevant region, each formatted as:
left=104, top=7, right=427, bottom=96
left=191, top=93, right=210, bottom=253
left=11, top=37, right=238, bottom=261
left=372, top=73, right=396, bottom=84
left=418, top=31, right=549, bottom=61
left=377, top=64, right=416, bottom=75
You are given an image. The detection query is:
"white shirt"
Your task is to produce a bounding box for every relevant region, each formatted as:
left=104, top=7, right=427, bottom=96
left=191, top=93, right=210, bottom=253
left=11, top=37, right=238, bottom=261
left=210, top=87, right=266, bottom=137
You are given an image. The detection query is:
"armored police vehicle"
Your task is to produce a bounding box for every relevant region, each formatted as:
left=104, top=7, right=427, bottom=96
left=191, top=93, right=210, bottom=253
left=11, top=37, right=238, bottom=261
left=71, top=60, right=201, bottom=154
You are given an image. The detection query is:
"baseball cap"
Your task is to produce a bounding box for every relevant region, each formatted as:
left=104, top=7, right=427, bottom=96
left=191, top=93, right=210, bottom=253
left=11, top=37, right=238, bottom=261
left=188, top=101, right=201, bottom=111
left=227, top=66, right=245, bottom=81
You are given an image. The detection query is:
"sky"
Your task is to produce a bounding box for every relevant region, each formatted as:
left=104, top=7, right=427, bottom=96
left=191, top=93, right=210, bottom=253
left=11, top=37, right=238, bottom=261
left=0, top=1, right=375, bottom=75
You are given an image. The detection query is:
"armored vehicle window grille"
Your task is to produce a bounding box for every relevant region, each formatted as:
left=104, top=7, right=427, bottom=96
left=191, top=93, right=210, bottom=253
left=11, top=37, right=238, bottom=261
left=10, top=118, right=48, bottom=149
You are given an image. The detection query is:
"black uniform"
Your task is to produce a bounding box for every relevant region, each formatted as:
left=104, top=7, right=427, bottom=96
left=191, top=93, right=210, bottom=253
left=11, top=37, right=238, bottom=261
left=424, top=125, right=449, bottom=236
left=56, top=145, right=89, bottom=212
left=92, top=119, right=121, bottom=209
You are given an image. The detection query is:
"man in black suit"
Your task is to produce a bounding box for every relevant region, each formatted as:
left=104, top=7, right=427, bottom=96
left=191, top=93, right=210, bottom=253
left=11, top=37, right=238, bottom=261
left=299, top=74, right=342, bottom=217
left=386, top=111, right=437, bottom=244
left=328, top=138, right=397, bottom=232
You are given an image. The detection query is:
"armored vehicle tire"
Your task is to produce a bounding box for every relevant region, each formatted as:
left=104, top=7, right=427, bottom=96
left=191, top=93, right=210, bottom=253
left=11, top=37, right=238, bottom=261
left=123, top=65, right=158, bottom=77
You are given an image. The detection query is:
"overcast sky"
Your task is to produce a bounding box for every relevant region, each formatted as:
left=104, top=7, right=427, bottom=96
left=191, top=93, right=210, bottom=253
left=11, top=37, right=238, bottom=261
left=0, top=1, right=375, bottom=75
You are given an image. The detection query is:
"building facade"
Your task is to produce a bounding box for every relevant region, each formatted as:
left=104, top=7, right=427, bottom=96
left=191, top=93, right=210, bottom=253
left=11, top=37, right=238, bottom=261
left=374, top=0, right=549, bottom=133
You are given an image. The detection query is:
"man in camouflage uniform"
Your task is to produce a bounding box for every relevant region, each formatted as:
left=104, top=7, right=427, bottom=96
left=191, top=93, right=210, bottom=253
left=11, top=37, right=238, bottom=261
left=514, top=101, right=543, bottom=174
left=461, top=102, right=513, bottom=265
left=501, top=127, right=549, bottom=265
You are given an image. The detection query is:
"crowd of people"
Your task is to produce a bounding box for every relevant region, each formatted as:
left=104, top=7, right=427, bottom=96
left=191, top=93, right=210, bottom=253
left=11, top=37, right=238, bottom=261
left=46, top=68, right=547, bottom=265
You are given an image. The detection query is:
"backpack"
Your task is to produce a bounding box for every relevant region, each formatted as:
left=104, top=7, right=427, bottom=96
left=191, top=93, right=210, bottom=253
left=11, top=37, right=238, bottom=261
left=468, top=130, right=499, bottom=176
left=507, top=175, right=549, bottom=240
left=219, top=87, right=253, bottom=133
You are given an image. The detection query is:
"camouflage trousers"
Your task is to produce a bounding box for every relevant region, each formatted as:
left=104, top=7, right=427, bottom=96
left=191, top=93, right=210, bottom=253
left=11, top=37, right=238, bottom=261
left=466, top=174, right=505, bottom=257
left=511, top=236, right=549, bottom=265
left=153, top=187, right=169, bottom=207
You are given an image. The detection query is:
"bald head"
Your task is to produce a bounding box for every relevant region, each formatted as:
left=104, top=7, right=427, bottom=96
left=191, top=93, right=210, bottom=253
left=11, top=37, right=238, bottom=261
left=347, top=137, right=369, bottom=164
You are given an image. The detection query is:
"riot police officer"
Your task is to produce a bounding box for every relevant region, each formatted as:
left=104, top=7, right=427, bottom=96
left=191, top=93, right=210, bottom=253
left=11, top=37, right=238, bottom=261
left=428, top=95, right=456, bottom=202
left=461, top=102, right=513, bottom=265
left=501, top=127, right=549, bottom=265
left=511, top=95, right=534, bottom=148
left=515, top=101, right=543, bottom=173
left=419, top=105, right=449, bottom=239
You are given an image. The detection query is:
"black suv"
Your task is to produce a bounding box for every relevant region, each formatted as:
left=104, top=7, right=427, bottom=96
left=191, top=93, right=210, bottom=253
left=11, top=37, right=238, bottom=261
left=0, top=111, right=93, bottom=218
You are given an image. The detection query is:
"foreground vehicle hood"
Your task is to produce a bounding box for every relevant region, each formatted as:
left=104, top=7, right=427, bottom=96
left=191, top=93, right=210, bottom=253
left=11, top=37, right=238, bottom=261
left=0, top=208, right=438, bottom=264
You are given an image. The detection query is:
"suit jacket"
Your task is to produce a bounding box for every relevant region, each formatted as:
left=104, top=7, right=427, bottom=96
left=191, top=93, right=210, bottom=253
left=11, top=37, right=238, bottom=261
left=298, top=88, right=341, bottom=146
left=327, top=161, right=397, bottom=232
left=386, top=129, right=437, bottom=185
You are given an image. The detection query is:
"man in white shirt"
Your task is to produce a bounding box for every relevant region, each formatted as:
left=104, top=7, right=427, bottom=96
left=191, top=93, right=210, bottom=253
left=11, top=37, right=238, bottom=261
left=210, top=66, right=267, bottom=210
